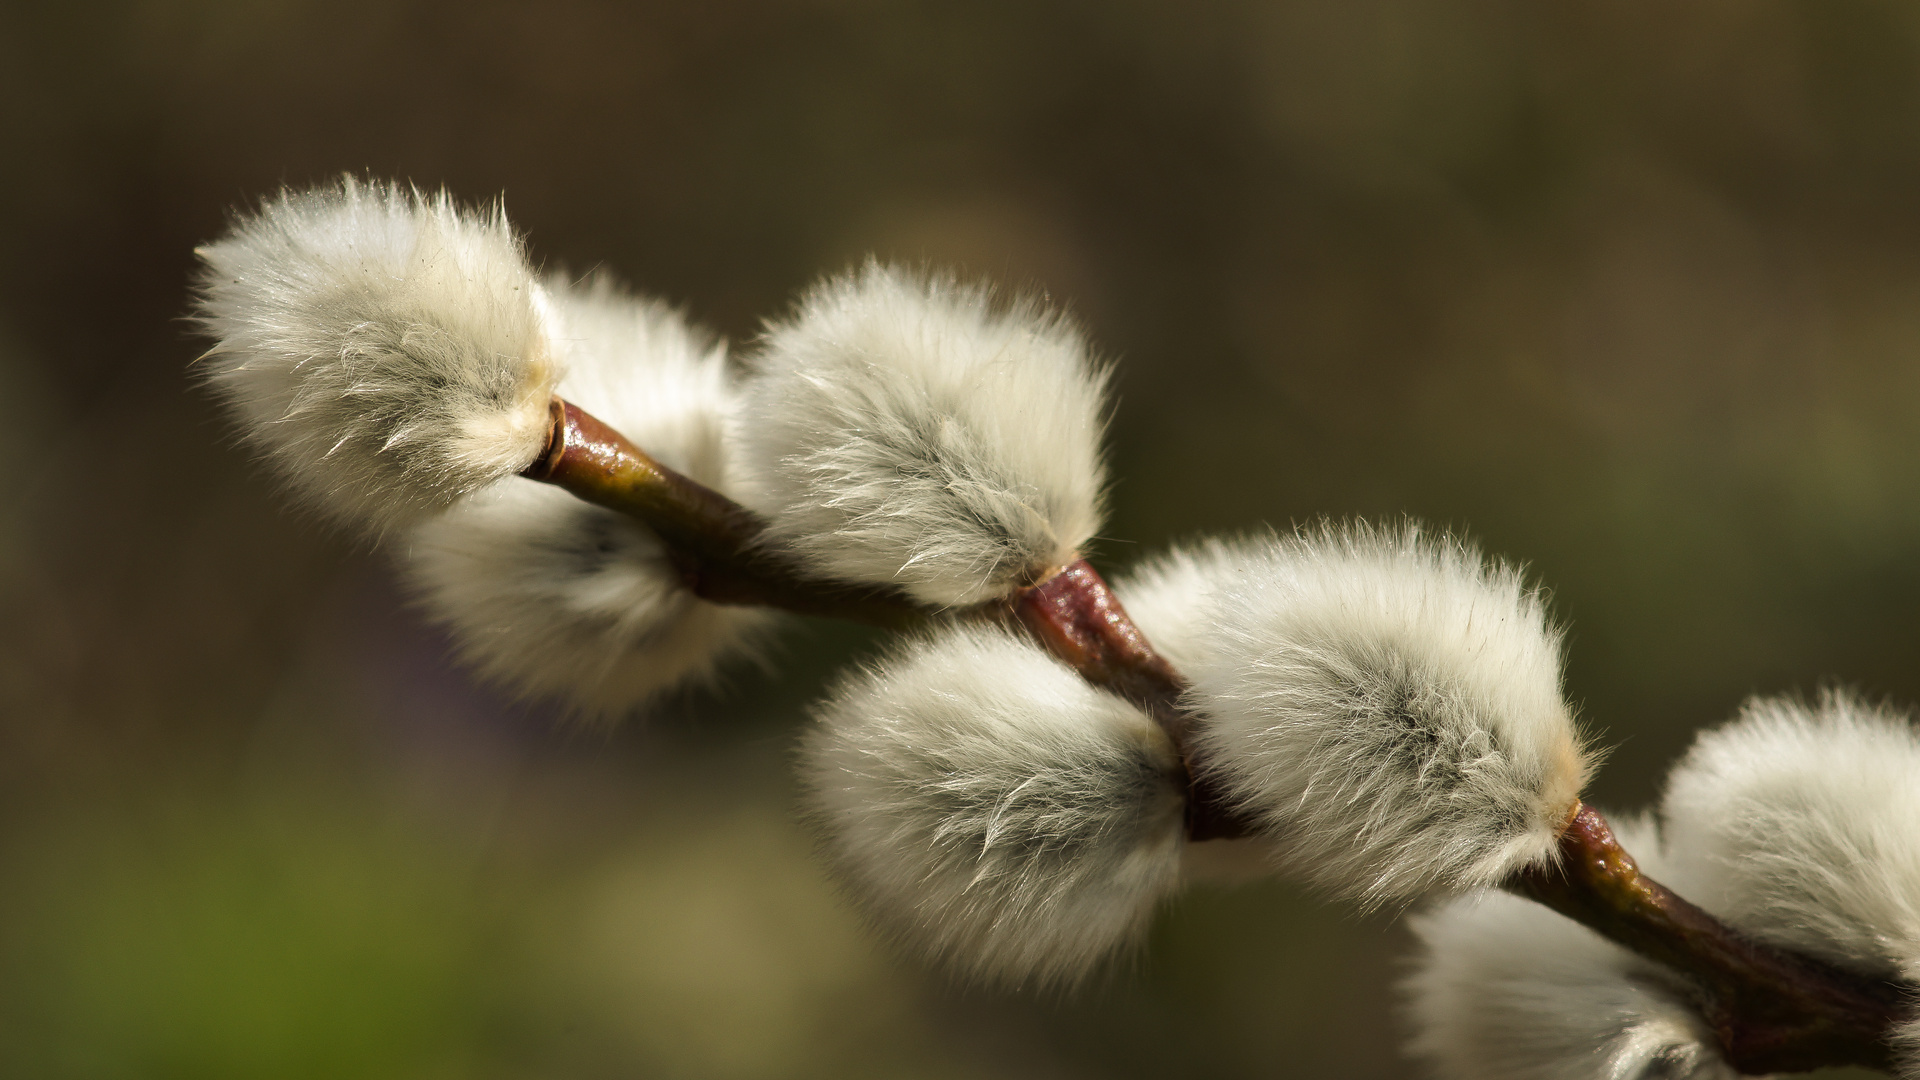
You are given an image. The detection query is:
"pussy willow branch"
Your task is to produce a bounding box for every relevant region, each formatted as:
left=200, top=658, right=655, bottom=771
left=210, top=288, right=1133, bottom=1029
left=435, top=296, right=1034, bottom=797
left=522, top=396, right=1916, bottom=1074
left=526, top=399, right=923, bottom=627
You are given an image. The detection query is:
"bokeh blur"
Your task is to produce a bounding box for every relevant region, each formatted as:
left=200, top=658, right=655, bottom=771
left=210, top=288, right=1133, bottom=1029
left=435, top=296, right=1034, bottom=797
left=3, top=2, right=1918, bottom=1076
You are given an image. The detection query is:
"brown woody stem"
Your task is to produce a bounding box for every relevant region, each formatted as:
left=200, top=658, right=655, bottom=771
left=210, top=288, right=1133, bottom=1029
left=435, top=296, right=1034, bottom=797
left=522, top=398, right=923, bottom=627
left=521, top=399, right=1253, bottom=834
left=523, top=396, right=1916, bottom=1073
left=1009, top=560, right=1257, bottom=841
left=1506, top=804, right=1910, bottom=1074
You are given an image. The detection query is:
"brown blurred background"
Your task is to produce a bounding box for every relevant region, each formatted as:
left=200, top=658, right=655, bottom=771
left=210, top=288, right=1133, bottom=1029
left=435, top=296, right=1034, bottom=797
left=3, top=1, right=1919, bottom=1076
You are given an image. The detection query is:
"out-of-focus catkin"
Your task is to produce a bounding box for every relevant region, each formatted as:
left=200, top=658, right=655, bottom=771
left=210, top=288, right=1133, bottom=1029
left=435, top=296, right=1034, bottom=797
left=800, top=623, right=1186, bottom=988
left=1660, top=691, right=1920, bottom=1075
left=1403, top=815, right=1735, bottom=1080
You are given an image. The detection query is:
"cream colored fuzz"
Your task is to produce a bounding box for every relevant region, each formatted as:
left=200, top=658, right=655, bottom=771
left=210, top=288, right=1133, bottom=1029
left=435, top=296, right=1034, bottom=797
left=1660, top=690, right=1920, bottom=1075
left=1132, top=524, right=1590, bottom=905
left=801, top=623, right=1186, bottom=988
left=1405, top=815, right=1736, bottom=1080
left=737, top=262, right=1108, bottom=607
left=1662, top=690, right=1920, bottom=975
left=1111, top=537, right=1241, bottom=676
left=195, top=176, right=560, bottom=534
left=402, top=274, right=769, bottom=718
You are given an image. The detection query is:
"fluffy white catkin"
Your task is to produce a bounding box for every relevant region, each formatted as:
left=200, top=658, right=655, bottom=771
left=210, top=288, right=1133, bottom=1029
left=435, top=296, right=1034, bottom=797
left=801, top=623, right=1186, bottom=988
left=400, top=275, right=769, bottom=718
left=1660, top=690, right=1920, bottom=1074
left=1132, top=524, right=1590, bottom=905
left=1405, top=815, right=1736, bottom=1080
left=736, top=262, right=1109, bottom=607
left=195, top=177, right=561, bottom=534
left=1114, top=537, right=1244, bottom=677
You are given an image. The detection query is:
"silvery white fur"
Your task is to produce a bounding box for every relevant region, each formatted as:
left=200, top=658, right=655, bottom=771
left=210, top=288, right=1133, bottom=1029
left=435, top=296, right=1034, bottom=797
left=1661, top=691, right=1920, bottom=973
left=1660, top=691, right=1920, bottom=1073
left=1111, top=539, right=1237, bottom=676
left=195, top=177, right=561, bottom=533
left=801, top=623, right=1186, bottom=987
left=1405, top=816, right=1735, bottom=1080
left=1172, top=524, right=1590, bottom=904
left=737, top=262, right=1108, bottom=607
left=402, top=275, right=768, bottom=718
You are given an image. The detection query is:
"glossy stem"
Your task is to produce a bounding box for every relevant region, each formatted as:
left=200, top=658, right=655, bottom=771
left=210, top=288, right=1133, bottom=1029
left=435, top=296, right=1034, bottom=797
left=1009, top=560, right=1256, bottom=841
left=1506, top=804, right=1909, bottom=1074
left=521, top=398, right=924, bottom=627
left=526, top=398, right=1915, bottom=1072
left=523, top=399, right=1254, bottom=837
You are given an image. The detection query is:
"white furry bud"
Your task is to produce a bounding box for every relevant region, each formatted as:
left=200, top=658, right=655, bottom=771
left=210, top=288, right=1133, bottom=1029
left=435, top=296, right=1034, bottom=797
left=737, top=263, right=1108, bottom=607
left=194, top=177, right=561, bottom=533
left=801, top=623, right=1186, bottom=987
left=1405, top=816, right=1736, bottom=1080
left=1123, top=524, right=1590, bottom=904
left=1109, top=539, right=1232, bottom=676
left=399, top=276, right=769, bottom=718
left=1660, top=691, right=1920, bottom=1008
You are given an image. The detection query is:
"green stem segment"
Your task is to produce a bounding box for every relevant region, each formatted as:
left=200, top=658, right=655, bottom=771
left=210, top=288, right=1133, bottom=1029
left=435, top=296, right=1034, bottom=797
left=522, top=395, right=1916, bottom=1075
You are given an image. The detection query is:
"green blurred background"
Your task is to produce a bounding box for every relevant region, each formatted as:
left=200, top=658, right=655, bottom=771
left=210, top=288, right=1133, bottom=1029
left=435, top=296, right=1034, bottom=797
left=3, top=1, right=1919, bottom=1076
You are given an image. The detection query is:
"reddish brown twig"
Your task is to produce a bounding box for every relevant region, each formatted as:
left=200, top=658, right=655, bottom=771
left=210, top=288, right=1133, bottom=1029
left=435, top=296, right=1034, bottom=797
left=1508, top=804, right=1910, bottom=1074
left=1009, top=560, right=1256, bottom=841
left=522, top=395, right=1917, bottom=1075
left=522, top=398, right=922, bottom=627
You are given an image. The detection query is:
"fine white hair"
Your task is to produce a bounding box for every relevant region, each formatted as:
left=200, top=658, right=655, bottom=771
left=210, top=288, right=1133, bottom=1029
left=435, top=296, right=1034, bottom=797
left=1405, top=815, right=1736, bottom=1080
left=194, top=176, right=561, bottom=534
left=1110, top=539, right=1233, bottom=677
left=400, top=274, right=769, bottom=718
left=736, top=262, right=1109, bottom=608
left=1142, top=523, right=1590, bottom=905
left=1660, top=690, right=1920, bottom=1069
left=800, top=622, right=1186, bottom=988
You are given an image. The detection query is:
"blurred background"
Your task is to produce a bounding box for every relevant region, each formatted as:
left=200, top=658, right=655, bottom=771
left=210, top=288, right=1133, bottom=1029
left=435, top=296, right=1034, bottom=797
left=3, top=1, right=1919, bottom=1076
